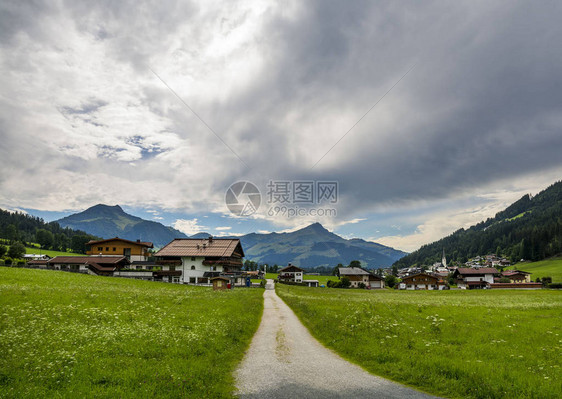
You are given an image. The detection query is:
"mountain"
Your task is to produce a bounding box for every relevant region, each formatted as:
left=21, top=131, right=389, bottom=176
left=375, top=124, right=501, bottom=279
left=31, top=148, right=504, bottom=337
left=238, top=222, right=407, bottom=269
left=55, top=205, right=406, bottom=268
left=56, top=204, right=187, bottom=247
left=393, top=180, right=562, bottom=268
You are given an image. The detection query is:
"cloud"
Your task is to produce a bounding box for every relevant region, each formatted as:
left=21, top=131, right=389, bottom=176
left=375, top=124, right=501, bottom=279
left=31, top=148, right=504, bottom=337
left=173, top=218, right=208, bottom=235
left=215, top=226, right=232, bottom=231
left=2, top=1, right=562, bottom=250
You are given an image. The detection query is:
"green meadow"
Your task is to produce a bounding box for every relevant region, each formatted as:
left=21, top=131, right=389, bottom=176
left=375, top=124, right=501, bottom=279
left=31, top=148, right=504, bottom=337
left=24, top=247, right=85, bottom=257
left=0, top=268, right=263, bottom=398
left=277, top=284, right=562, bottom=399
left=510, top=257, right=562, bottom=282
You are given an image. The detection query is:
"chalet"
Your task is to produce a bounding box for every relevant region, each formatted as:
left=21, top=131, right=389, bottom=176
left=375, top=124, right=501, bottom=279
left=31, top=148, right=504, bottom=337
left=453, top=267, right=499, bottom=289
left=86, top=237, right=153, bottom=261
left=338, top=267, right=385, bottom=289
left=399, top=272, right=447, bottom=290
left=155, top=237, right=245, bottom=285
left=278, top=264, right=304, bottom=283
left=501, top=270, right=531, bottom=283
left=47, top=256, right=130, bottom=276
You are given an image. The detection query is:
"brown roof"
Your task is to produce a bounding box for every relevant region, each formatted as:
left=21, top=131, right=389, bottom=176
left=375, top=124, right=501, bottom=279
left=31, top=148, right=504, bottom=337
left=401, top=272, right=439, bottom=283
left=156, top=238, right=244, bottom=258
left=456, top=267, right=499, bottom=275
left=279, top=264, right=305, bottom=273
left=27, top=259, right=49, bottom=265
left=48, top=256, right=128, bottom=265
left=502, top=270, right=531, bottom=276
left=87, top=237, right=153, bottom=248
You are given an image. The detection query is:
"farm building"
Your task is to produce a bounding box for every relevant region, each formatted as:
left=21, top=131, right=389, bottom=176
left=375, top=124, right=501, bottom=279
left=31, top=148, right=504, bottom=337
left=338, top=267, right=385, bottom=289
left=500, top=270, right=532, bottom=283
left=155, top=237, right=245, bottom=285
left=86, top=237, right=153, bottom=262
left=453, top=268, right=499, bottom=289
left=278, top=264, right=304, bottom=283
left=47, top=256, right=130, bottom=276
left=399, top=272, right=447, bottom=290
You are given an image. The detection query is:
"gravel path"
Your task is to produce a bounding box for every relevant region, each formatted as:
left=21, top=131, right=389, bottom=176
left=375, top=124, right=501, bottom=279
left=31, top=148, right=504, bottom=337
left=235, top=280, right=437, bottom=398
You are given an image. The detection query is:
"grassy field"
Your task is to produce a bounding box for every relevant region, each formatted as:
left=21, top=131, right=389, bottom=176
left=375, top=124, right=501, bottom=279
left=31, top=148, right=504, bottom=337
left=0, top=268, right=263, bottom=398
left=265, top=273, right=338, bottom=285
left=277, top=284, right=562, bottom=399
left=24, top=247, right=85, bottom=257
left=509, top=257, right=562, bottom=282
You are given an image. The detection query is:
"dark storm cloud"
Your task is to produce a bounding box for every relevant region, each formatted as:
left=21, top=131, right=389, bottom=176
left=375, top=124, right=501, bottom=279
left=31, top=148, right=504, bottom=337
left=200, top=0, right=562, bottom=217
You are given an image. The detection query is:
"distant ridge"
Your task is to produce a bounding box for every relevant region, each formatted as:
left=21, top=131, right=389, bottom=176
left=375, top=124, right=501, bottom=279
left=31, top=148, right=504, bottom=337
left=55, top=205, right=407, bottom=268
left=56, top=204, right=187, bottom=247
left=394, top=180, right=562, bottom=267
left=238, top=222, right=407, bottom=269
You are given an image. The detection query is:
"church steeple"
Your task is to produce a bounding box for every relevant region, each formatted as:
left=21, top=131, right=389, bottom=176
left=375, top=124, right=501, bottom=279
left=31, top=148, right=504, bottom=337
left=442, top=248, right=447, bottom=268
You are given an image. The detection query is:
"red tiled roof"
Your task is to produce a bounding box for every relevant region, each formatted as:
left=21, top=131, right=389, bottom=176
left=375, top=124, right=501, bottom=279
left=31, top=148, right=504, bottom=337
left=456, top=267, right=499, bottom=275
left=87, top=237, right=153, bottom=248
left=156, top=238, right=244, bottom=257
left=48, top=256, right=128, bottom=264
left=279, top=265, right=305, bottom=273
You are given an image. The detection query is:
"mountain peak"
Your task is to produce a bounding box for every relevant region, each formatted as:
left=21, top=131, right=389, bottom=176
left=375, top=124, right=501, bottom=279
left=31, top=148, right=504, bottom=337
left=302, top=222, right=329, bottom=232
left=89, top=204, right=124, bottom=212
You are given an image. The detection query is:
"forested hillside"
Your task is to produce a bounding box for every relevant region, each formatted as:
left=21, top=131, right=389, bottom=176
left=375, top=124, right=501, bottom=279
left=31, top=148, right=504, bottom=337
left=393, top=181, right=562, bottom=268
left=0, top=209, right=99, bottom=253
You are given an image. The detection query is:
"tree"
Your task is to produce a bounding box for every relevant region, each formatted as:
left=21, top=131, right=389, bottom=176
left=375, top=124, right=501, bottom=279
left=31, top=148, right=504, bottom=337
left=349, top=260, right=361, bottom=268
left=6, top=224, right=18, bottom=243
left=0, top=244, right=6, bottom=257
left=8, top=242, right=26, bottom=259
left=339, top=276, right=351, bottom=288
left=332, top=264, right=343, bottom=276
left=392, top=265, right=398, bottom=277
left=35, top=229, right=54, bottom=249
left=385, top=275, right=398, bottom=288
left=70, top=235, right=90, bottom=254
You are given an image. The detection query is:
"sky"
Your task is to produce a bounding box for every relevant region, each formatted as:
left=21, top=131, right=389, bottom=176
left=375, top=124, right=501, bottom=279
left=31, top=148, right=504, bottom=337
left=1, top=0, right=562, bottom=252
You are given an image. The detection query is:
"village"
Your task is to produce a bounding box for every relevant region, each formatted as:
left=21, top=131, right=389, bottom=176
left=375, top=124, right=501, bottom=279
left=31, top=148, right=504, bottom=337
left=20, top=236, right=545, bottom=291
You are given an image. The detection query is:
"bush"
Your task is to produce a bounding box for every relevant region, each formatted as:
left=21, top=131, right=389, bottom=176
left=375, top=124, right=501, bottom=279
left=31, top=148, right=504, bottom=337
left=385, top=275, right=398, bottom=288
left=548, top=282, right=562, bottom=289
left=17, top=260, right=26, bottom=266
left=358, top=282, right=366, bottom=289
left=0, top=244, right=7, bottom=257
left=340, top=276, right=351, bottom=288
left=8, top=242, right=26, bottom=259
left=0, top=259, right=4, bottom=266
left=499, top=277, right=511, bottom=283
left=4, top=257, right=13, bottom=266
left=541, top=277, right=553, bottom=285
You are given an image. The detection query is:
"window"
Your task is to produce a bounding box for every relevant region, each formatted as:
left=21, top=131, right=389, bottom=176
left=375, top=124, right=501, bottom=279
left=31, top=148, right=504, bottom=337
left=170, top=266, right=175, bottom=271
left=97, top=247, right=103, bottom=251
left=113, top=247, right=116, bottom=251
left=105, top=247, right=109, bottom=251
left=191, top=257, right=196, bottom=261
left=191, top=265, right=196, bottom=270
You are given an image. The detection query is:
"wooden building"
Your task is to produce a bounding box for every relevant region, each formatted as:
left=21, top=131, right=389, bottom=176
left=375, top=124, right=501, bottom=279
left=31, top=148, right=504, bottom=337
left=338, top=267, right=385, bottom=289
left=155, top=237, right=244, bottom=285
left=399, top=272, right=447, bottom=290
left=86, top=237, right=153, bottom=262
left=454, top=268, right=499, bottom=289
left=278, top=264, right=305, bottom=283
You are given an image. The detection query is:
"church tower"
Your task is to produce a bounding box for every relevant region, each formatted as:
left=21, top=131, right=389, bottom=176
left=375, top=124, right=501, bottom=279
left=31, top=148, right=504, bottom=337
left=442, top=248, right=447, bottom=268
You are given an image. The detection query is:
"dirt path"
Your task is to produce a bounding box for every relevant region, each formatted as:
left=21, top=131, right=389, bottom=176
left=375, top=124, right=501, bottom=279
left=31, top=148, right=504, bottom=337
left=235, top=280, right=436, bottom=398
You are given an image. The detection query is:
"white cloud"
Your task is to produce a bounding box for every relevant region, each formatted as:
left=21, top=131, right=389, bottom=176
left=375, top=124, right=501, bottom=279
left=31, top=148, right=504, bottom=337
left=215, top=226, right=232, bottom=231
left=173, top=218, right=208, bottom=235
